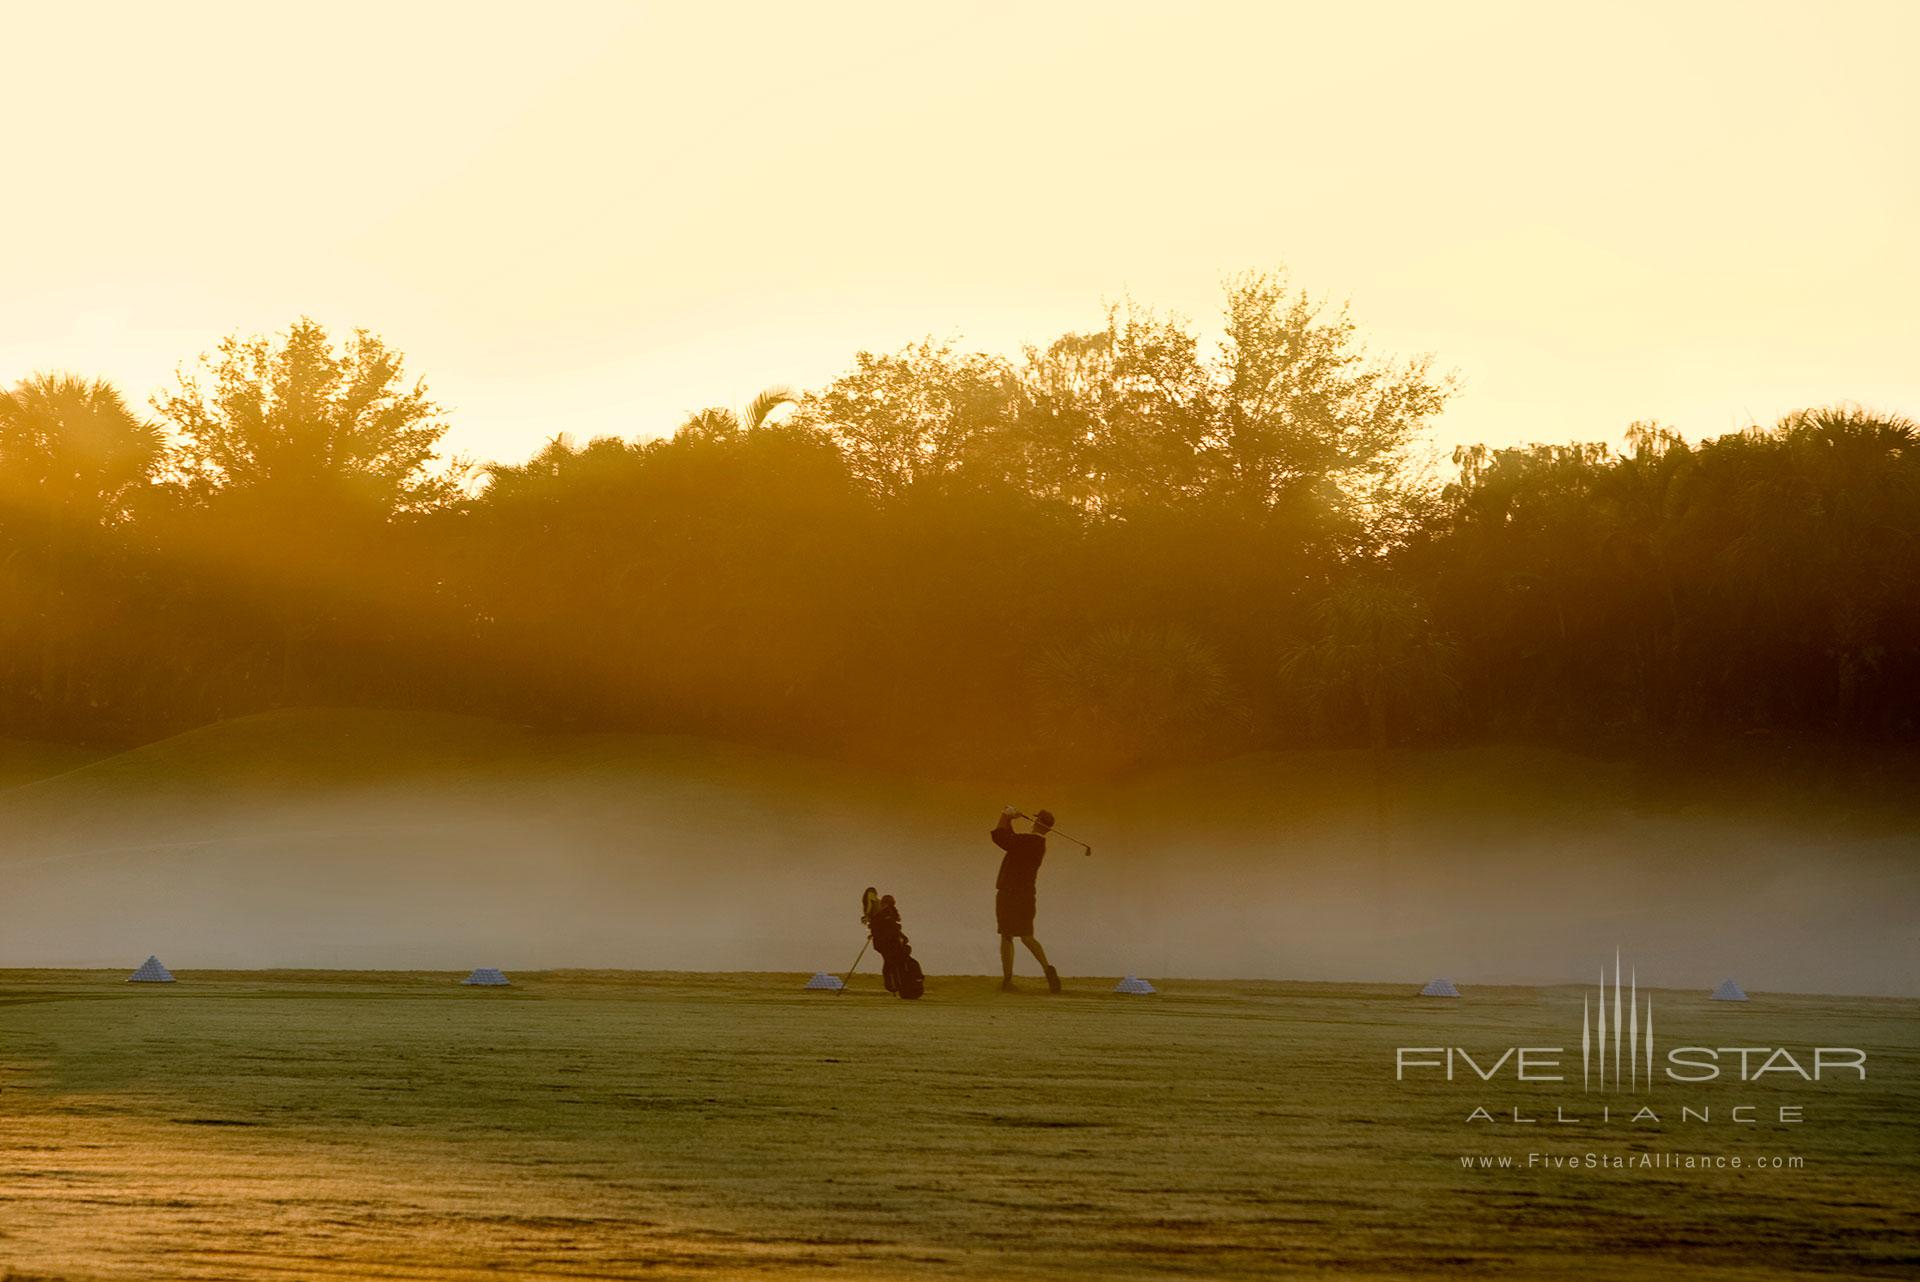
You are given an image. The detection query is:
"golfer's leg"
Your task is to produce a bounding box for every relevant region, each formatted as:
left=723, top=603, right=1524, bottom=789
left=1021, top=936, right=1050, bottom=969
left=999, top=935, right=1015, bottom=982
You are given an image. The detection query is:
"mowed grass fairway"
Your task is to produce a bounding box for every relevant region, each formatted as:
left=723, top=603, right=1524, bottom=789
left=1, top=972, right=1915, bottom=1281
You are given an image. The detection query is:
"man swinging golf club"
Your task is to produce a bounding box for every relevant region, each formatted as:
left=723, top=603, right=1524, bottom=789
left=992, top=805, right=1061, bottom=993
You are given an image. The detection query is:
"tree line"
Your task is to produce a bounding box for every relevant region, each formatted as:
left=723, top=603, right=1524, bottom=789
left=3, top=273, right=1915, bottom=774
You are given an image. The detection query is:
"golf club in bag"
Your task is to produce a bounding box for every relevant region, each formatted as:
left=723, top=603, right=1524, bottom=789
left=846, top=886, right=923, bottom=999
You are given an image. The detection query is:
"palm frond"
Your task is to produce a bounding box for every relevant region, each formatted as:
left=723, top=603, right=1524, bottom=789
left=740, top=385, right=797, bottom=434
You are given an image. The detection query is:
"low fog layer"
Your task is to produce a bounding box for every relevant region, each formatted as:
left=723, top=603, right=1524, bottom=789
left=2, top=711, right=1914, bottom=996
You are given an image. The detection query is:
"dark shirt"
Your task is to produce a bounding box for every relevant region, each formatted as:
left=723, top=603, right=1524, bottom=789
left=991, top=828, right=1046, bottom=894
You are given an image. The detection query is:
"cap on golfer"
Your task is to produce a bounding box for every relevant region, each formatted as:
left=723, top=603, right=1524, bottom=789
left=1032, top=809, right=1055, bottom=832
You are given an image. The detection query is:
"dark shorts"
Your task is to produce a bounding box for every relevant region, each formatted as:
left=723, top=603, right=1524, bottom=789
left=996, top=887, right=1036, bottom=937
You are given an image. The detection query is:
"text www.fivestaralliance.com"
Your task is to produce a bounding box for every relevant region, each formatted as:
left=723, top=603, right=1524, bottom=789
left=1460, top=1153, right=1806, bottom=1171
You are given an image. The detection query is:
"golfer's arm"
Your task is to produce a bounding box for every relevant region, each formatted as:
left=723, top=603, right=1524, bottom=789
left=991, top=809, right=1015, bottom=851
left=993, top=809, right=1017, bottom=838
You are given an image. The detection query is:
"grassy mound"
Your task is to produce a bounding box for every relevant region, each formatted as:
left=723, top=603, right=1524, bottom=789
left=0, top=735, right=103, bottom=791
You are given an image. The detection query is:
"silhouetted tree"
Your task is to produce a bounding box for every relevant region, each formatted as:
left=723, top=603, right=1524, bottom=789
left=146, top=320, right=465, bottom=700
left=0, top=374, right=166, bottom=729
left=796, top=341, right=1017, bottom=496
left=0, top=373, right=165, bottom=527
left=155, top=317, right=462, bottom=513
left=673, top=386, right=799, bottom=443
left=1014, top=302, right=1215, bottom=513
left=0, top=280, right=1913, bottom=772
left=1213, top=272, right=1450, bottom=516
left=1700, top=407, right=1917, bottom=730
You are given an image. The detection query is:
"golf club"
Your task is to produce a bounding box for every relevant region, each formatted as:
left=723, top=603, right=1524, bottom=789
left=837, top=935, right=869, bottom=993
left=1012, top=808, right=1093, bottom=857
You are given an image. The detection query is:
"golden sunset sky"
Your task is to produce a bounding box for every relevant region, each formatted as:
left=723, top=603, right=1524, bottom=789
left=3, top=0, right=1915, bottom=464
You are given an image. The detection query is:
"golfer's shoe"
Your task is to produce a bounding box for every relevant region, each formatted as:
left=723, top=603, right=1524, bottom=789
left=1045, top=965, right=1062, bottom=994
left=999, top=979, right=1018, bottom=992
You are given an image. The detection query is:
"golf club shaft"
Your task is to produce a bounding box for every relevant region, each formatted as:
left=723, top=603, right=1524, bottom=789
left=1014, top=810, right=1092, bottom=856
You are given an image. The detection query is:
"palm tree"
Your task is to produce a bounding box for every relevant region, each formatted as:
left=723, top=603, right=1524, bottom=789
left=0, top=373, right=165, bottom=720
left=0, top=372, right=164, bottom=527
left=673, top=385, right=797, bottom=442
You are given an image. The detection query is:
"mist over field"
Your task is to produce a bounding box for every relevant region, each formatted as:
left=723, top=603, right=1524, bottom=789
left=2, top=709, right=1913, bottom=996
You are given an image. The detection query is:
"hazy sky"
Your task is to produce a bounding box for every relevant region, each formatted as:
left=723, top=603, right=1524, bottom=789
left=3, top=1, right=1915, bottom=465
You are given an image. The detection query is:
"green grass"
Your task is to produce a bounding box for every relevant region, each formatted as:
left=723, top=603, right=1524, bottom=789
left=1, top=971, right=1914, bottom=1280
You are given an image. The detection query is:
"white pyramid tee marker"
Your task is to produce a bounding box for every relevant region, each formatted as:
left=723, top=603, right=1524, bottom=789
left=1420, top=978, right=1461, bottom=997
left=1114, top=974, right=1156, bottom=994
left=804, top=972, right=845, bottom=991
left=462, top=967, right=510, bottom=986
left=128, top=955, right=175, bottom=983
left=1710, top=979, right=1748, bottom=1001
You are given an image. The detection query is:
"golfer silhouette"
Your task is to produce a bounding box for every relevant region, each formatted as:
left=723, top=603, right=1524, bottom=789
left=992, top=805, right=1060, bottom=992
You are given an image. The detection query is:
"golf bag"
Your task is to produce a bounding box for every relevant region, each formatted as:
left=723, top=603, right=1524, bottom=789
left=860, top=886, right=924, bottom=1000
